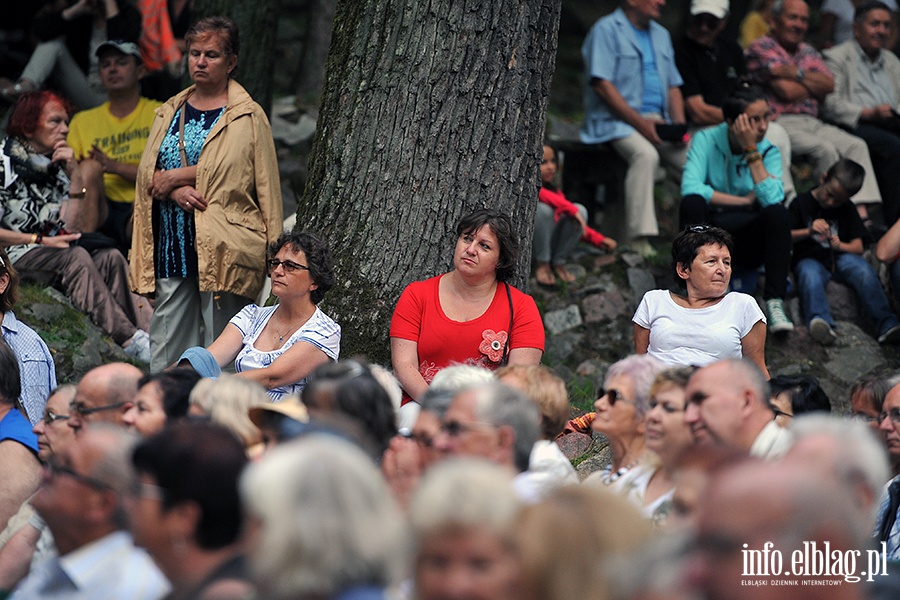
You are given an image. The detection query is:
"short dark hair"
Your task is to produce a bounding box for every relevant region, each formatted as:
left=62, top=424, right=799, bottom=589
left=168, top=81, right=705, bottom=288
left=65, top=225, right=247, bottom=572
left=0, top=247, right=19, bottom=314
left=769, top=374, right=831, bottom=415
left=268, top=230, right=335, bottom=304
left=133, top=421, right=247, bottom=549
left=455, top=209, right=519, bottom=282
left=823, top=158, right=865, bottom=198
left=186, top=16, right=240, bottom=57
left=137, top=368, right=202, bottom=421
left=855, top=1, right=892, bottom=24
left=0, top=339, right=20, bottom=405
left=7, top=91, right=72, bottom=140
left=302, top=360, right=397, bottom=455
left=671, top=226, right=734, bottom=290
left=722, top=84, right=768, bottom=122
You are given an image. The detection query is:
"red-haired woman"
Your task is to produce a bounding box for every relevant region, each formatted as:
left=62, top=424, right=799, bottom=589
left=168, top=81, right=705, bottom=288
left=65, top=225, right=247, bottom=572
left=0, top=91, right=150, bottom=362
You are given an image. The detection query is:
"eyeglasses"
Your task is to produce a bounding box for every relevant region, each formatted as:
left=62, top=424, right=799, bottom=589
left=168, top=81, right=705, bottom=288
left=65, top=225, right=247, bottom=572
left=46, top=461, right=112, bottom=491
left=439, top=420, right=495, bottom=437
left=69, top=400, right=127, bottom=417
left=769, top=405, right=793, bottom=420
left=597, top=388, right=635, bottom=407
left=851, top=411, right=880, bottom=424
left=42, top=410, right=70, bottom=425
left=266, top=259, right=309, bottom=274
left=879, top=409, right=900, bottom=425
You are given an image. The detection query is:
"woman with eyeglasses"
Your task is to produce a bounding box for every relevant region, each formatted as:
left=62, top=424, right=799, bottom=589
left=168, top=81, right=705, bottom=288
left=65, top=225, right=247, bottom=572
left=131, top=16, right=283, bottom=372
left=193, top=231, right=340, bottom=401
left=633, top=225, right=770, bottom=378
left=584, top=355, right=665, bottom=504
left=679, top=83, right=794, bottom=335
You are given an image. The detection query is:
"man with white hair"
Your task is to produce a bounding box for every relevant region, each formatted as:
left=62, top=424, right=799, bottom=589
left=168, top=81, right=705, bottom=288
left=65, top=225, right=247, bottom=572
left=684, top=358, right=792, bottom=458
left=433, top=382, right=541, bottom=500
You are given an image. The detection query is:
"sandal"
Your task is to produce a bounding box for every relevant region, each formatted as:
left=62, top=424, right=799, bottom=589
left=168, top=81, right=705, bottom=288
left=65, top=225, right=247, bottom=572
left=554, top=265, right=576, bottom=283
left=535, top=263, right=557, bottom=286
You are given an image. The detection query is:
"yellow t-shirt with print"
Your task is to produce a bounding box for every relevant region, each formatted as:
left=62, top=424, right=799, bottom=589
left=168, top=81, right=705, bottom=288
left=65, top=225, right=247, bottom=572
left=68, top=97, right=162, bottom=204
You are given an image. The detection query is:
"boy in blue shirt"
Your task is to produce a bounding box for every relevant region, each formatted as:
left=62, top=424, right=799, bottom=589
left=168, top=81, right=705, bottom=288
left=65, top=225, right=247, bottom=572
left=789, top=158, right=900, bottom=345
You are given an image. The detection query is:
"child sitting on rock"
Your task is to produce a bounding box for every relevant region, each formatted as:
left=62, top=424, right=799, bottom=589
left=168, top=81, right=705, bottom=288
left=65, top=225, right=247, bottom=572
left=788, top=158, right=900, bottom=345
left=536, top=144, right=616, bottom=286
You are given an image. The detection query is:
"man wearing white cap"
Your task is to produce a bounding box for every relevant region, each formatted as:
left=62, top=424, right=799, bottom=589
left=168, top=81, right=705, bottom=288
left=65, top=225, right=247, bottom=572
left=67, top=41, right=161, bottom=250
left=675, top=0, right=796, bottom=201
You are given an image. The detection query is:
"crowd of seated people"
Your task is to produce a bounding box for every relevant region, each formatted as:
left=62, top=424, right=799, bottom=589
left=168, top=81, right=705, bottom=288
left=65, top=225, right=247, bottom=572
left=5, top=3, right=900, bottom=599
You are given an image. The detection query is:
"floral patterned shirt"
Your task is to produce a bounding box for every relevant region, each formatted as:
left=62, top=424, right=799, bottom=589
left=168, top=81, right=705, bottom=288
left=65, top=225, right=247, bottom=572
left=745, top=34, right=833, bottom=118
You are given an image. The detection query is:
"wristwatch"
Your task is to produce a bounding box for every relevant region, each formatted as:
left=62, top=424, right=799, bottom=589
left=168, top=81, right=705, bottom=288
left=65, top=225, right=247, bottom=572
left=795, top=68, right=805, bottom=81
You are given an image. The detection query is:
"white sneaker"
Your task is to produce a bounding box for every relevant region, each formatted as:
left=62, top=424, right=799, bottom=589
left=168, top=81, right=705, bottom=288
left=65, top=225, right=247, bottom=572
left=809, top=317, right=837, bottom=346
left=765, top=298, right=794, bottom=333
left=124, top=329, right=151, bottom=364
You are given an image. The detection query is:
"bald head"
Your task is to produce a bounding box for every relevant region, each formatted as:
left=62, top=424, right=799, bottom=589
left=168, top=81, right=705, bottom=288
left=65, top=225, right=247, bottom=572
left=69, top=363, right=142, bottom=432
left=684, top=359, right=773, bottom=451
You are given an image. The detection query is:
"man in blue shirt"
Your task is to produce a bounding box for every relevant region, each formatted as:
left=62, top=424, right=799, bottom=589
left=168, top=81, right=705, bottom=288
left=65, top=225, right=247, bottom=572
left=581, top=0, right=687, bottom=257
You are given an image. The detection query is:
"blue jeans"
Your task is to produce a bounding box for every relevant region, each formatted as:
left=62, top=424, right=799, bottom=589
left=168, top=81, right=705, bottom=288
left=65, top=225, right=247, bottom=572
left=891, top=260, right=900, bottom=306
left=795, top=255, right=900, bottom=336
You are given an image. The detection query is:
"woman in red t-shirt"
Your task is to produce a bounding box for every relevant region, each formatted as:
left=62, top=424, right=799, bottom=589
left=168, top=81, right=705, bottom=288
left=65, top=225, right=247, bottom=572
left=536, top=145, right=616, bottom=286
left=390, top=209, right=545, bottom=404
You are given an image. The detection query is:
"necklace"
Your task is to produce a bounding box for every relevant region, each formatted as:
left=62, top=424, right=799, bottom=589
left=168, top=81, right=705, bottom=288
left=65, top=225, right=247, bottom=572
left=599, top=458, right=639, bottom=485
left=273, top=309, right=307, bottom=343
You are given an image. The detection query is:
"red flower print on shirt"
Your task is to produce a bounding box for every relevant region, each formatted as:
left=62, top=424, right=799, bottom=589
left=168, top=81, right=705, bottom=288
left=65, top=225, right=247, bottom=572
left=479, top=329, right=508, bottom=363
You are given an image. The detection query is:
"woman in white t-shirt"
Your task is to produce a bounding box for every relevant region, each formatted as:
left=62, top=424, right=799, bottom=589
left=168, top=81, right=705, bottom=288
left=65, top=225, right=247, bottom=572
left=633, top=225, right=769, bottom=378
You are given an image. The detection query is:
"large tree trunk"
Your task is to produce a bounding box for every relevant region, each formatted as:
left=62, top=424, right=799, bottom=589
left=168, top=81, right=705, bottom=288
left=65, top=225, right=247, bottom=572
left=193, top=0, right=278, bottom=112
left=300, top=0, right=562, bottom=363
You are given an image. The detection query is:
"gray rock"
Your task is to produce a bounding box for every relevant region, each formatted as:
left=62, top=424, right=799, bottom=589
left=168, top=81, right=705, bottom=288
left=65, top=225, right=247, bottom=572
left=556, top=432, right=592, bottom=460
left=628, top=267, right=657, bottom=302
left=621, top=252, right=644, bottom=268
left=575, top=441, right=612, bottom=480
left=543, top=304, right=582, bottom=334
left=826, top=281, right=860, bottom=322
left=545, top=333, right=578, bottom=363
left=823, top=321, right=888, bottom=384
left=582, top=289, right=629, bottom=324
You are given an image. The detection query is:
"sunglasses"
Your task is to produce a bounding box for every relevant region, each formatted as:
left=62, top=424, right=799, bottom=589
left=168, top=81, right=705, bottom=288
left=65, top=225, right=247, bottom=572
left=597, top=388, right=635, bottom=406
left=439, top=420, right=495, bottom=437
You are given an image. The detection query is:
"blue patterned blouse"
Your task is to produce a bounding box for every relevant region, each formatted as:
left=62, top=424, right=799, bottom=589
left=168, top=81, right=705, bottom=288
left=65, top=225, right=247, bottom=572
left=153, top=102, right=224, bottom=279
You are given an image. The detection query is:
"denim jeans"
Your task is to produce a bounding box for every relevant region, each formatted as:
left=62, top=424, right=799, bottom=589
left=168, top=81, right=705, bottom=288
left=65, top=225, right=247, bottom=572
left=795, top=254, right=900, bottom=336
left=892, top=261, right=900, bottom=305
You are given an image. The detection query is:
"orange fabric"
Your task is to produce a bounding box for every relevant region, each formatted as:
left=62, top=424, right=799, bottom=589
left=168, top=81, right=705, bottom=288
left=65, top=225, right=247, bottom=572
left=137, top=0, right=181, bottom=71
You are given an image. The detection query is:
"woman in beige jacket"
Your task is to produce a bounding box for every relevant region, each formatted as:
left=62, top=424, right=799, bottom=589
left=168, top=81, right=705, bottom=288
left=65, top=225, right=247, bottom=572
left=131, top=16, right=282, bottom=372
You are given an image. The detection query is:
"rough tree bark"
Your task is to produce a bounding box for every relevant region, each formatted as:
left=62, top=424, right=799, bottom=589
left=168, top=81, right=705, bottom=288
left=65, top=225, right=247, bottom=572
left=299, top=0, right=562, bottom=363
left=193, top=0, right=278, bottom=112
left=292, top=0, right=337, bottom=110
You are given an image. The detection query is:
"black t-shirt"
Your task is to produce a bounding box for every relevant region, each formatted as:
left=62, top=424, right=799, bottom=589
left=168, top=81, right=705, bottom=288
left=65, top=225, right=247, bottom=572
left=674, top=35, right=747, bottom=117
left=788, top=191, right=869, bottom=266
